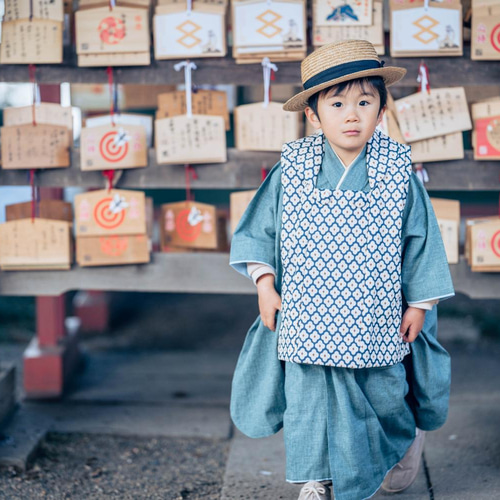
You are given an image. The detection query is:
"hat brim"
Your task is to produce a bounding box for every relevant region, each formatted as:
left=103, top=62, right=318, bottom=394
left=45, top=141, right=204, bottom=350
left=282, top=67, right=407, bottom=112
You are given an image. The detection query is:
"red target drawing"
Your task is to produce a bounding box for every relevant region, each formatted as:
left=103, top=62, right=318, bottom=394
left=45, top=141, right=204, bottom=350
left=175, top=208, right=202, bottom=242
left=99, top=131, right=129, bottom=163
left=491, top=24, right=500, bottom=53
left=98, top=17, right=126, bottom=45
left=100, top=236, right=129, bottom=257
left=94, top=198, right=126, bottom=230
left=491, top=230, right=500, bottom=258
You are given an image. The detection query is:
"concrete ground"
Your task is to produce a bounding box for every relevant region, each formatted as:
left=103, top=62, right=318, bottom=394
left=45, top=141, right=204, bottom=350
left=0, top=293, right=499, bottom=499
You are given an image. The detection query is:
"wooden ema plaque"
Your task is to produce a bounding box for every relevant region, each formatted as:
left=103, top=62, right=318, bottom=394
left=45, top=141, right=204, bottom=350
left=235, top=102, right=301, bottom=151
left=78, top=51, right=151, bottom=67
left=0, top=124, right=71, bottom=170
left=155, top=114, right=227, bottom=164
left=470, top=218, right=500, bottom=272
left=230, top=190, right=257, bottom=235
left=314, top=0, right=372, bottom=27
left=474, top=115, right=500, bottom=160
left=430, top=198, right=460, bottom=265
left=0, top=19, right=63, bottom=64
left=75, top=189, right=146, bottom=237
left=75, top=7, right=149, bottom=55
left=160, top=201, right=217, bottom=249
left=3, top=0, right=64, bottom=22
left=3, top=104, right=73, bottom=131
left=232, top=0, right=307, bottom=63
left=390, top=0, right=462, bottom=57
left=313, top=0, right=383, bottom=54
left=157, top=90, right=230, bottom=130
left=6, top=200, right=73, bottom=223
left=471, top=0, right=500, bottom=61
left=154, top=2, right=227, bottom=60
left=80, top=124, right=148, bottom=171
left=394, top=88, right=472, bottom=143
left=0, top=219, right=72, bottom=271
left=77, top=234, right=150, bottom=267
left=411, top=133, right=465, bottom=163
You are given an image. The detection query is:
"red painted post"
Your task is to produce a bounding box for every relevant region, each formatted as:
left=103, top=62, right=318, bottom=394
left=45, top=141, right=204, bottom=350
left=23, top=87, right=80, bottom=399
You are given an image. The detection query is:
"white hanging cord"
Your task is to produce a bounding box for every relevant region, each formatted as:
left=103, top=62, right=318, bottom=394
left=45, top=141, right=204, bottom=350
left=262, top=57, right=278, bottom=108
left=187, top=0, right=192, bottom=16
left=174, top=60, right=197, bottom=118
left=424, top=0, right=429, bottom=11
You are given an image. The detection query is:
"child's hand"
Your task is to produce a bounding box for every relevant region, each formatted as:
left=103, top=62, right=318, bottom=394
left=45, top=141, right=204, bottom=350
left=256, top=274, right=282, bottom=332
left=399, top=307, right=426, bottom=343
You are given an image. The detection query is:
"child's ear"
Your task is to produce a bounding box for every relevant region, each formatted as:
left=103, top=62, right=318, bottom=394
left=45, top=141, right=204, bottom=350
left=376, top=105, right=387, bottom=126
left=305, top=106, right=321, bottom=130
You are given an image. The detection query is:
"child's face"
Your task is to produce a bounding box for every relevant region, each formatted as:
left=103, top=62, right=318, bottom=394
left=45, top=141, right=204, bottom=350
left=305, top=82, right=385, bottom=159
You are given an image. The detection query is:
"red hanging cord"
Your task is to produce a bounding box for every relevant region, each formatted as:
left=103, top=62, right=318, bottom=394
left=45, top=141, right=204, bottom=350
left=30, top=169, right=36, bottom=223
left=106, top=67, right=115, bottom=126
left=184, top=165, right=198, bottom=202
left=29, top=64, right=37, bottom=126
left=269, top=69, right=275, bottom=102
left=102, top=170, right=115, bottom=193
left=261, top=162, right=268, bottom=182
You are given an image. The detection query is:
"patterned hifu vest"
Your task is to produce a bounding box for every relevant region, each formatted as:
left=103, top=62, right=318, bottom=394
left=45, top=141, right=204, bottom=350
left=279, top=130, right=413, bottom=369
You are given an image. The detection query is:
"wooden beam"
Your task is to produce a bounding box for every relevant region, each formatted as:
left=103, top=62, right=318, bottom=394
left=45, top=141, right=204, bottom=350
left=0, top=47, right=498, bottom=86
left=0, top=150, right=498, bottom=191
left=0, top=254, right=496, bottom=299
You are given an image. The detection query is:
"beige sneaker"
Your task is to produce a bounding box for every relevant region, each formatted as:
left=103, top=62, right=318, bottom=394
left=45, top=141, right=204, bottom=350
left=298, top=480, right=332, bottom=500
left=381, top=428, right=426, bottom=493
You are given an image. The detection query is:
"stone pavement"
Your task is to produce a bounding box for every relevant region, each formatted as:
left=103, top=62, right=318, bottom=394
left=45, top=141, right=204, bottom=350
left=0, top=339, right=499, bottom=499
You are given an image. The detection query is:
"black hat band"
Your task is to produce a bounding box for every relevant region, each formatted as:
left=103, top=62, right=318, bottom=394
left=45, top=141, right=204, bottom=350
left=303, top=59, right=385, bottom=91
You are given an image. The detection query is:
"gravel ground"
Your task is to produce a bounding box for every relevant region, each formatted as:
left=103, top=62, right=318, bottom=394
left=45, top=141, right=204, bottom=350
left=0, top=433, right=229, bottom=500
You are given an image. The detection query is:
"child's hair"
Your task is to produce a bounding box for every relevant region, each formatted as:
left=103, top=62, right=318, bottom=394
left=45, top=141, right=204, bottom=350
left=307, top=76, right=387, bottom=121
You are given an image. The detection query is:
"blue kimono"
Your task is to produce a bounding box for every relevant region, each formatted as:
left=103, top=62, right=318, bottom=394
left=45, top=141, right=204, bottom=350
left=229, top=135, right=454, bottom=500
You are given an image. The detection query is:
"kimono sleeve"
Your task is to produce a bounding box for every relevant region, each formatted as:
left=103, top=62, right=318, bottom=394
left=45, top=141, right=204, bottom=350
left=401, top=172, right=455, bottom=303
left=229, top=162, right=281, bottom=280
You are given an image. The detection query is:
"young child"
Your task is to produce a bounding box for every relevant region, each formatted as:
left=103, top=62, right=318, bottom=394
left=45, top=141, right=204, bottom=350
left=229, top=40, right=454, bottom=500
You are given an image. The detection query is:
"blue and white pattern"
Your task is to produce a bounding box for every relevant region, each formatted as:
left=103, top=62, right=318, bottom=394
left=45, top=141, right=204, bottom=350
left=279, top=130, right=413, bottom=368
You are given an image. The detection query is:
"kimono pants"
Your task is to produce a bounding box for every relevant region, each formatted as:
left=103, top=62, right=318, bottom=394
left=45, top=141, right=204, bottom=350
left=230, top=307, right=450, bottom=500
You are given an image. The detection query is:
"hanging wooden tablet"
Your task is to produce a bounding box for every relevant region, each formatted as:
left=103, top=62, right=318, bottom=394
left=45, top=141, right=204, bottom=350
left=411, top=133, right=465, bottom=163
left=314, top=0, right=372, bottom=27
left=157, top=90, right=230, bottom=130
left=154, top=1, right=227, bottom=59
left=471, top=0, right=500, bottom=60
left=78, top=52, right=151, bottom=67
left=430, top=198, right=460, bottom=264
left=155, top=115, right=227, bottom=164
left=78, top=0, right=151, bottom=8
left=0, top=219, right=72, bottom=271
left=474, top=115, right=500, bottom=160
left=6, top=200, right=73, bottom=223
left=76, top=234, right=150, bottom=267
left=76, top=7, right=149, bottom=54
left=232, top=0, right=307, bottom=63
left=160, top=201, right=218, bottom=250
left=3, top=104, right=73, bottom=131
left=230, top=190, right=257, bottom=235
left=470, top=218, right=500, bottom=272
left=471, top=98, right=500, bottom=121
left=394, top=88, right=472, bottom=143
left=85, top=113, right=154, bottom=147
left=235, top=102, right=301, bottom=151
left=3, top=0, right=65, bottom=22
left=80, top=124, right=148, bottom=171
left=0, top=124, right=71, bottom=170
left=313, top=0, right=383, bottom=53
left=390, top=0, right=462, bottom=57
left=0, top=19, right=63, bottom=64
left=75, top=189, right=147, bottom=237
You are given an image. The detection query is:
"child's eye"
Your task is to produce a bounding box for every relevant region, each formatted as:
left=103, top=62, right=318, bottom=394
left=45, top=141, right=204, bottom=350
left=332, top=102, right=343, bottom=108
left=359, top=100, right=370, bottom=106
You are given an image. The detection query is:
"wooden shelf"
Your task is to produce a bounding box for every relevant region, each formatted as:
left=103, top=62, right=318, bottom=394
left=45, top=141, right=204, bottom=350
left=0, top=254, right=495, bottom=299
left=1, top=150, right=498, bottom=191
left=0, top=47, right=498, bottom=86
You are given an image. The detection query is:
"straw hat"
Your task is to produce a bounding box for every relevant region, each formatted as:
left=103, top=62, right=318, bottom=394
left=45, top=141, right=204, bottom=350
left=283, top=40, right=406, bottom=112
